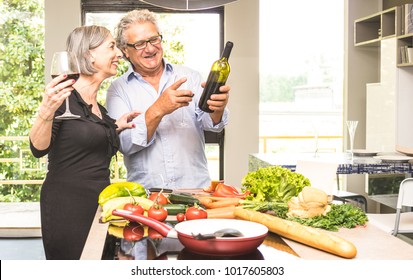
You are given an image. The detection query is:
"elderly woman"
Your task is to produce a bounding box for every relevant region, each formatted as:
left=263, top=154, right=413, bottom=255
left=29, top=25, right=140, bottom=260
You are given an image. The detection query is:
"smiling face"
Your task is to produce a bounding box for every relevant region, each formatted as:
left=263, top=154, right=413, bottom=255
left=122, top=21, right=164, bottom=76
left=89, top=33, right=123, bottom=79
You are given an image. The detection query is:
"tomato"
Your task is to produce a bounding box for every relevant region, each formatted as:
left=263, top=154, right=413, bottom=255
left=148, top=205, right=168, bottom=222
left=148, top=192, right=169, bottom=205
left=123, top=223, right=144, bottom=241
left=185, top=206, right=208, bottom=220
left=176, top=213, right=185, bottom=222
left=148, top=227, right=163, bottom=239
left=123, top=203, right=144, bottom=215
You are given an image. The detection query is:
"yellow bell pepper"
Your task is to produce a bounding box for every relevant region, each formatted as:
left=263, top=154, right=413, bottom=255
left=98, top=181, right=146, bottom=206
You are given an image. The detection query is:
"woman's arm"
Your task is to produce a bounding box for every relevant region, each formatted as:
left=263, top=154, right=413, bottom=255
left=29, top=75, right=75, bottom=151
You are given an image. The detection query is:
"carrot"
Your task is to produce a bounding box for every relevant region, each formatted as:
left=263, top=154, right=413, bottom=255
left=198, top=196, right=241, bottom=201
left=198, top=197, right=214, bottom=208
left=234, top=207, right=357, bottom=259
left=208, top=198, right=241, bottom=209
left=206, top=206, right=236, bottom=219
left=198, top=196, right=242, bottom=209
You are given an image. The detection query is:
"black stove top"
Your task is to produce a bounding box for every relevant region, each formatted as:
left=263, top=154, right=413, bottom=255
left=100, top=221, right=291, bottom=260
left=101, top=233, right=268, bottom=260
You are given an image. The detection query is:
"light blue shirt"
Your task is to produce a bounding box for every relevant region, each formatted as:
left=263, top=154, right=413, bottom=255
left=106, top=60, right=229, bottom=189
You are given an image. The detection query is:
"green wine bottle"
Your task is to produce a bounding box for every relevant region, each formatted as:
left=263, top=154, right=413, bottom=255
left=198, top=41, right=234, bottom=113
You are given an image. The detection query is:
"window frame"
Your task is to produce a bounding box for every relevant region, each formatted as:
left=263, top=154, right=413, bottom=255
left=81, top=0, right=225, bottom=49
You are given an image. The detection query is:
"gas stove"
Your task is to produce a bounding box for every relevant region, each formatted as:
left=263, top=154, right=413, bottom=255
left=100, top=228, right=294, bottom=260
left=102, top=233, right=270, bottom=260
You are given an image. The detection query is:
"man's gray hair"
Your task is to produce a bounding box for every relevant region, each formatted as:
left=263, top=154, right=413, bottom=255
left=115, top=9, right=161, bottom=50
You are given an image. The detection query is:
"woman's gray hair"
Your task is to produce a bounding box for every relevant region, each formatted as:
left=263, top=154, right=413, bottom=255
left=114, top=9, right=161, bottom=51
left=66, top=25, right=111, bottom=75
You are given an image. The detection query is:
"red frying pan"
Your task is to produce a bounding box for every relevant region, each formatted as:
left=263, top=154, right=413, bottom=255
left=112, top=209, right=268, bottom=256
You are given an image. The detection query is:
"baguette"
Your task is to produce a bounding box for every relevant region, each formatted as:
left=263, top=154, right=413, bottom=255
left=234, top=207, right=357, bottom=259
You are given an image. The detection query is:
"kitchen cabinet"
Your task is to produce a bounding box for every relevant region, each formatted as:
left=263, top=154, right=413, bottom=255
left=365, top=38, right=397, bottom=153
left=353, top=5, right=413, bottom=67
left=354, top=4, right=413, bottom=155
left=355, top=5, right=413, bottom=206
left=397, top=34, right=413, bottom=65
left=354, top=7, right=398, bottom=46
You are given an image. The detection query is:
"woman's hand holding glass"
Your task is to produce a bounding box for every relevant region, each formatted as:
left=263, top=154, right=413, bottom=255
left=50, top=51, right=81, bottom=119
left=38, top=75, right=76, bottom=121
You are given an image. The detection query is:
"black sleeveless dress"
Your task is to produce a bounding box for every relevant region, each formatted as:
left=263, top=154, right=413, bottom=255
left=30, top=90, right=119, bottom=260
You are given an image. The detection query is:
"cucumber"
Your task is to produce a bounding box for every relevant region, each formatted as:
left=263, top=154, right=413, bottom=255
left=168, top=193, right=200, bottom=205
left=163, top=204, right=187, bottom=215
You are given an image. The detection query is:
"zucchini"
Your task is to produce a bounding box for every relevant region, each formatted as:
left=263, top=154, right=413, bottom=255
left=163, top=204, right=187, bottom=215
left=168, top=193, right=200, bottom=205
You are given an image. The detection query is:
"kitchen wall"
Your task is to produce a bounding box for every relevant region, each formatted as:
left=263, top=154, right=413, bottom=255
left=223, top=1, right=259, bottom=185
left=44, top=0, right=81, bottom=83
left=44, top=0, right=259, bottom=187
left=345, top=0, right=381, bottom=212
left=345, top=0, right=381, bottom=152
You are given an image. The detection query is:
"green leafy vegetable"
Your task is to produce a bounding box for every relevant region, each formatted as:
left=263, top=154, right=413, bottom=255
left=287, top=203, right=368, bottom=231
left=241, top=200, right=368, bottom=231
left=240, top=166, right=368, bottom=231
left=240, top=200, right=289, bottom=217
left=241, top=166, right=311, bottom=203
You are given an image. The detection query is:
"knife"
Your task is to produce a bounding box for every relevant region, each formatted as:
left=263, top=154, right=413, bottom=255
left=148, top=188, right=173, bottom=193
left=148, top=188, right=205, bottom=195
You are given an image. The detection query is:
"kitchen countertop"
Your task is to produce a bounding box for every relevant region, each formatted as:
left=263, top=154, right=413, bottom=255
left=81, top=206, right=413, bottom=260
left=283, top=220, right=413, bottom=260
left=249, top=152, right=413, bottom=175
left=248, top=152, right=413, bottom=209
left=80, top=207, right=109, bottom=260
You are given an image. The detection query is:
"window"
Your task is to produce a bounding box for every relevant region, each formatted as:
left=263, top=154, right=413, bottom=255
left=82, top=0, right=225, bottom=180
left=259, top=0, right=344, bottom=154
left=0, top=0, right=45, bottom=202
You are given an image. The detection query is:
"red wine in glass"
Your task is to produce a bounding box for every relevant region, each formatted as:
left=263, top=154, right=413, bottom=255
left=51, top=73, right=80, bottom=82
left=50, top=51, right=81, bottom=120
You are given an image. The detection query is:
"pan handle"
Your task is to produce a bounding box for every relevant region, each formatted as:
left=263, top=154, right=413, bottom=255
left=112, top=209, right=172, bottom=237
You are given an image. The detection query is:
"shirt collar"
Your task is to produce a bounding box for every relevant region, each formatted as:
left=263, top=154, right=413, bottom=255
left=125, top=59, right=174, bottom=82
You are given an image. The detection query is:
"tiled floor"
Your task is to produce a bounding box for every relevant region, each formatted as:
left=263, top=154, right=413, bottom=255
left=0, top=238, right=45, bottom=260
left=0, top=202, right=45, bottom=260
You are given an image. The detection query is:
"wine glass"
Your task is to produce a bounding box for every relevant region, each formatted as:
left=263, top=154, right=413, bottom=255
left=173, top=75, right=189, bottom=128
left=50, top=51, right=81, bottom=120
left=346, top=120, right=358, bottom=161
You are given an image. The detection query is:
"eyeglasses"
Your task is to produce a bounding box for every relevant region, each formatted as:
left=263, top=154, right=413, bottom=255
left=126, top=35, right=163, bottom=50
